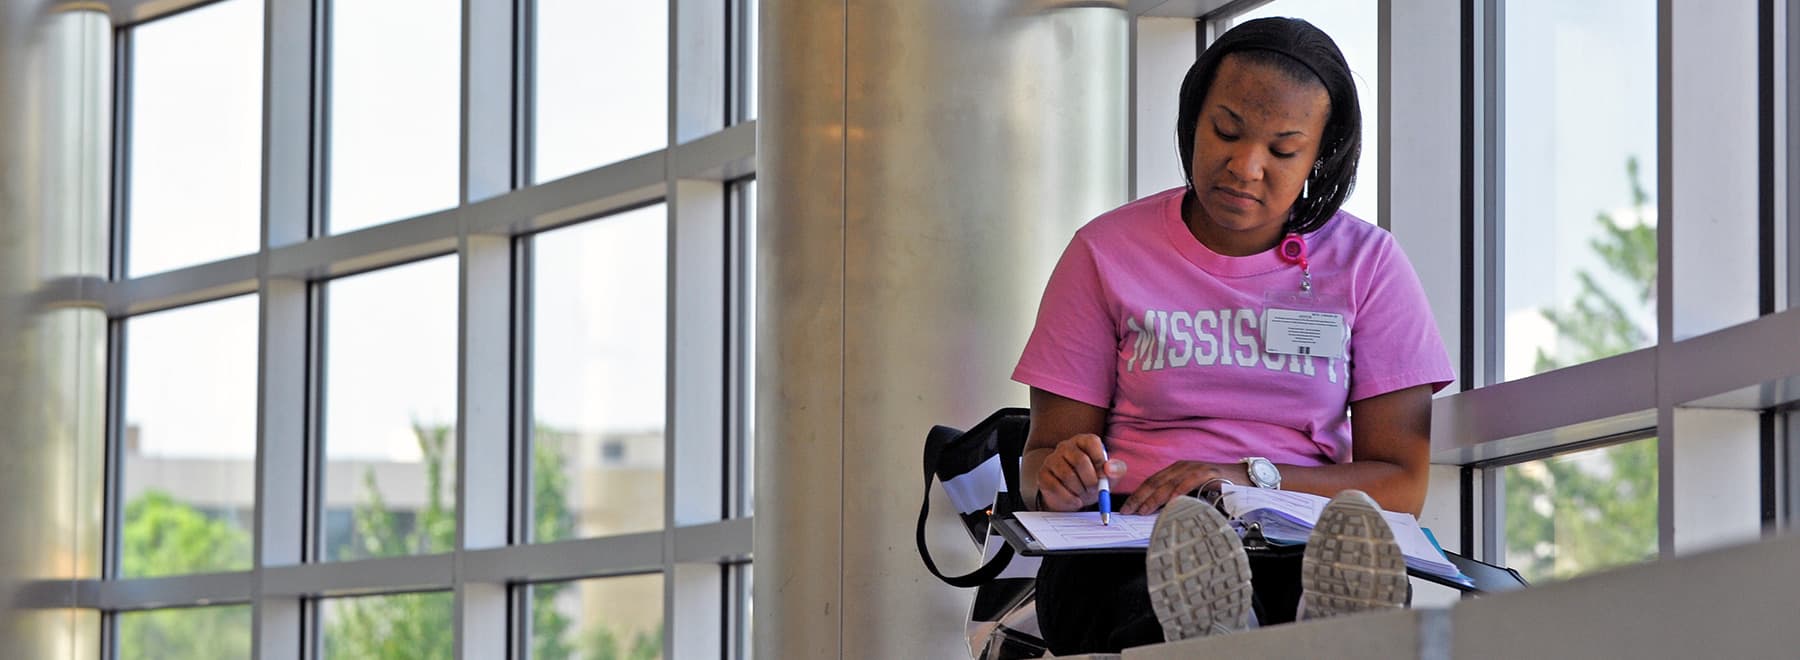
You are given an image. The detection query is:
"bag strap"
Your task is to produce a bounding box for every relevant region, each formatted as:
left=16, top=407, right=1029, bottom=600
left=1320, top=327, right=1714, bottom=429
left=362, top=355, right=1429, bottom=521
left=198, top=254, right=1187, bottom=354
left=917, top=409, right=1028, bottom=588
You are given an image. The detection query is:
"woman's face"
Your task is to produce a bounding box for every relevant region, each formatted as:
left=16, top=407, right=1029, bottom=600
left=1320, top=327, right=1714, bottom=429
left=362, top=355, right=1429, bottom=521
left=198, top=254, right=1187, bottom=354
left=1187, top=54, right=1332, bottom=256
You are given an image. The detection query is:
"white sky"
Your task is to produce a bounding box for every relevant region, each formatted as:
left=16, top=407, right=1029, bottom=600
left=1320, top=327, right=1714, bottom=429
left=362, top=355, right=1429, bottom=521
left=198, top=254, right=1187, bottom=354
left=125, top=0, right=673, bottom=461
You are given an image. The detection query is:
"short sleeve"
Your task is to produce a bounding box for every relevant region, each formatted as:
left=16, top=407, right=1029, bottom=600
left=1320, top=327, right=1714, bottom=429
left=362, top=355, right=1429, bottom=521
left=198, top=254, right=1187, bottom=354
left=1347, top=238, right=1456, bottom=402
left=1012, top=232, right=1118, bottom=408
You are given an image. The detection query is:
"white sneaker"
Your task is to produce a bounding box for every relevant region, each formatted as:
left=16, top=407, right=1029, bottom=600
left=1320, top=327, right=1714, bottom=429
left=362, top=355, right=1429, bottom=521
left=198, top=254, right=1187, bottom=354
left=1145, top=495, right=1254, bottom=641
left=1297, top=490, right=1409, bottom=620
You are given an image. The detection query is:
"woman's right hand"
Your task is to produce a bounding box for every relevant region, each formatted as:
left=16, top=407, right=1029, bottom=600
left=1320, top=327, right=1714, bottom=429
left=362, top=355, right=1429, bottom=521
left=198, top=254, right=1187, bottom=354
left=1035, top=433, right=1127, bottom=511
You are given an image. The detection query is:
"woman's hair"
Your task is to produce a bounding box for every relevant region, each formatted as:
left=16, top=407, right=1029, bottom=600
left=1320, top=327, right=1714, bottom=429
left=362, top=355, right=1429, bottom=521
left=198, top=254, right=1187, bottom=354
left=1176, top=17, right=1361, bottom=234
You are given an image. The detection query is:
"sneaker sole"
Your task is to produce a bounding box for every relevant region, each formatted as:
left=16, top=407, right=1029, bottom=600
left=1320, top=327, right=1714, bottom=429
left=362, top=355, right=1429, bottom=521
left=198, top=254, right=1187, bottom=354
left=1145, top=496, right=1253, bottom=641
left=1298, top=490, right=1409, bottom=620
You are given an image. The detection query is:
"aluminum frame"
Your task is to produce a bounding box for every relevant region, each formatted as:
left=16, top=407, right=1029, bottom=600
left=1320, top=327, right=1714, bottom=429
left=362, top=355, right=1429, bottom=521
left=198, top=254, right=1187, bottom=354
left=24, top=0, right=759, bottom=658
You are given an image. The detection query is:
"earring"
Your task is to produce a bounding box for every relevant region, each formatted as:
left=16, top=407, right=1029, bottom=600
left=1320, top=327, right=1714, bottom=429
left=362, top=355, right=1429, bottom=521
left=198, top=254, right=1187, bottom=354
left=1303, top=160, right=1323, bottom=199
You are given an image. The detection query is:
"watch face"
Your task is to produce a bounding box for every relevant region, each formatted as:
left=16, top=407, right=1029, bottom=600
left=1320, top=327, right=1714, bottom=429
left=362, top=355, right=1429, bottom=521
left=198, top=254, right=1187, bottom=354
left=1250, top=460, right=1279, bottom=487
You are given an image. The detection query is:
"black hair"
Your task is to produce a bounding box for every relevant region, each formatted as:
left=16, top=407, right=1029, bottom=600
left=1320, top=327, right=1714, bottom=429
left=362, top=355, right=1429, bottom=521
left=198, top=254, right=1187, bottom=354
left=1176, top=17, right=1361, bottom=234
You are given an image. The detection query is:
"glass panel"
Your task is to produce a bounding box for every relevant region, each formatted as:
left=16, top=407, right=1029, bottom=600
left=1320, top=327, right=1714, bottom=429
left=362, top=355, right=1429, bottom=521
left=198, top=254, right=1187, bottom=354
left=532, top=205, right=668, bottom=541
left=1502, top=0, right=1657, bottom=380
left=126, top=0, right=263, bottom=277
left=734, top=564, right=753, bottom=660
left=322, top=257, right=459, bottom=561
left=735, top=181, right=756, bottom=516
left=526, top=574, right=664, bottom=659
left=320, top=591, right=454, bottom=659
left=121, top=295, right=258, bottom=577
left=534, top=0, right=668, bottom=183
left=328, top=0, right=461, bottom=233
left=1224, top=0, right=1378, bottom=223
left=117, top=605, right=253, bottom=660
left=739, top=0, right=757, bottom=123
left=1503, top=436, right=1659, bottom=583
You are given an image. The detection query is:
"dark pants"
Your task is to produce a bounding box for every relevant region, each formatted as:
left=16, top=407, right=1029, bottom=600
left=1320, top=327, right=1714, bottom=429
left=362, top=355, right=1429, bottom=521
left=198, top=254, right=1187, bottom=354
left=1035, top=547, right=1305, bottom=655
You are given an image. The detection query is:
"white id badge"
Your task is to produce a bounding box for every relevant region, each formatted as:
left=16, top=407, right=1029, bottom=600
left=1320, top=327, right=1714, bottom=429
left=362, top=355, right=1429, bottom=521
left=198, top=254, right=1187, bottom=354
left=1262, top=291, right=1347, bottom=359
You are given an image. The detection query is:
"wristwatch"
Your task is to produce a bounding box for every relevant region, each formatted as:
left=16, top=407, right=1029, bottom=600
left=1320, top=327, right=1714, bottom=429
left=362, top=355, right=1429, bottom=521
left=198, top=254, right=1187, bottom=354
left=1243, top=457, right=1282, bottom=490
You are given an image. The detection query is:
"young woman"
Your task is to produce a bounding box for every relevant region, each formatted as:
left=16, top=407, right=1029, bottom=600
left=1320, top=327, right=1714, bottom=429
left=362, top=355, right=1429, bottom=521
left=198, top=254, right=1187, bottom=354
left=1013, top=17, right=1454, bottom=654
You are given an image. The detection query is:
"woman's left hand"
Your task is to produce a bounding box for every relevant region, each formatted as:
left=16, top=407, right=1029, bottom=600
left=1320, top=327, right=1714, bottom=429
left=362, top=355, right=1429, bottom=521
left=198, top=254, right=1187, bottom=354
left=1118, top=461, right=1251, bottom=515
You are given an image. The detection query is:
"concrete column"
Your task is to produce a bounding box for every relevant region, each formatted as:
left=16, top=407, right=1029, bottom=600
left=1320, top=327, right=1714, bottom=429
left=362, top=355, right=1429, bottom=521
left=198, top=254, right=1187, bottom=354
left=0, top=3, right=109, bottom=657
left=757, top=1, right=1128, bottom=657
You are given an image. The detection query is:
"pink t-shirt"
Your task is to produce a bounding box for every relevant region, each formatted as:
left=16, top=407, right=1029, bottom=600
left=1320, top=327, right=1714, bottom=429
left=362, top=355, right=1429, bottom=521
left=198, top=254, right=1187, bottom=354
left=1012, top=187, right=1453, bottom=494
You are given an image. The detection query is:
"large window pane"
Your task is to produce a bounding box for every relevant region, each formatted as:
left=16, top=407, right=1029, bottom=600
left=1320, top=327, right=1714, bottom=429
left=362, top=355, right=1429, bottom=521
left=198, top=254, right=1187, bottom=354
left=117, top=605, right=252, bottom=660
left=526, top=574, right=664, bottom=659
left=731, top=563, right=753, bottom=660
left=121, top=295, right=258, bottom=577
left=1502, top=436, right=1659, bottom=583
left=1224, top=0, right=1378, bottom=223
left=126, top=0, right=263, bottom=277
left=534, top=0, right=668, bottom=183
left=328, top=0, right=461, bottom=233
left=733, top=181, right=756, bottom=516
left=532, top=205, right=667, bottom=541
left=322, top=257, right=459, bottom=561
left=737, top=0, right=757, bottom=123
left=1502, top=0, right=1657, bottom=380
left=320, top=591, right=454, bottom=659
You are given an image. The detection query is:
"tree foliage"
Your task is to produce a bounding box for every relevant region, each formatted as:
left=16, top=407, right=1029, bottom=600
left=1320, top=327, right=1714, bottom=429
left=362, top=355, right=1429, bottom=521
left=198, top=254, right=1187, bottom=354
left=1508, top=156, right=1659, bottom=582
left=117, top=491, right=253, bottom=659
left=115, top=422, right=660, bottom=658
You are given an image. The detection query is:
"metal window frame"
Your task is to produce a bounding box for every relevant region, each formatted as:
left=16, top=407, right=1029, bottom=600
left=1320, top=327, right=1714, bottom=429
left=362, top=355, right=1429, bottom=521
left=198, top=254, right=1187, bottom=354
left=51, top=0, right=757, bottom=658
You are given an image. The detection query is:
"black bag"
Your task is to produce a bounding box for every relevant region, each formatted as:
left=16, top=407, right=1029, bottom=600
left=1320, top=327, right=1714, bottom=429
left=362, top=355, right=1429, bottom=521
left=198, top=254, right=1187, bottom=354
left=916, top=408, right=1047, bottom=659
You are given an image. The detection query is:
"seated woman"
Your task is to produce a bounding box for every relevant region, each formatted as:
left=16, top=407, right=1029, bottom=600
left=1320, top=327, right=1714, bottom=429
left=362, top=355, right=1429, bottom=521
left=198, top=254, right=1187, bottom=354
left=1013, top=16, right=1453, bottom=655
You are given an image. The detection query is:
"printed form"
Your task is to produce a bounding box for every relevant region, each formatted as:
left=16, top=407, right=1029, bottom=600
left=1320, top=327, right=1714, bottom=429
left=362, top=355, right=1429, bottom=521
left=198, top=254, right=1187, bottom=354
left=1012, top=511, right=1158, bottom=550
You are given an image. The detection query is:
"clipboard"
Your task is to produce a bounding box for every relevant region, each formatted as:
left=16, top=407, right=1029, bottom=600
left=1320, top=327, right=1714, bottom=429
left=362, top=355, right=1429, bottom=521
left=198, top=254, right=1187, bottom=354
left=988, top=494, right=1147, bottom=556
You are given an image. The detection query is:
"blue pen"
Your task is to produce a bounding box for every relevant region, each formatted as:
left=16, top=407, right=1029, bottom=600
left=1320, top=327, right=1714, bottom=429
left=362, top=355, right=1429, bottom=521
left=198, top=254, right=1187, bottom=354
left=1097, top=446, right=1112, bottom=526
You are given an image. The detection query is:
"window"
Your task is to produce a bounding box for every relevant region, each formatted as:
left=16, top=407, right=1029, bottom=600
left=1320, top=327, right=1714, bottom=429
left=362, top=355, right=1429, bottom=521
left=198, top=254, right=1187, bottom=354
left=319, top=591, right=455, bottom=658
left=730, top=179, right=757, bottom=516
left=120, top=295, right=259, bottom=577
left=116, top=605, right=252, bottom=659
left=532, top=0, right=668, bottom=183
left=327, top=0, right=461, bottom=233
left=524, top=574, right=664, bottom=658
left=530, top=205, right=668, bottom=542
left=728, top=563, right=753, bottom=660
left=1223, top=0, right=1378, bottom=223
left=77, top=0, right=742, bottom=653
left=321, top=257, right=460, bottom=561
left=735, top=0, right=757, bottom=123
left=1500, top=435, right=1659, bottom=583
left=125, top=0, right=262, bottom=277
left=1500, top=0, right=1657, bottom=380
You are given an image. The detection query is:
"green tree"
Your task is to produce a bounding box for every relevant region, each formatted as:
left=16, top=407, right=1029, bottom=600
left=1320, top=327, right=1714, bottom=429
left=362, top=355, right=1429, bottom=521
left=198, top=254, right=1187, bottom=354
left=323, top=422, right=457, bottom=659
left=117, top=491, right=254, bottom=659
left=326, top=423, right=661, bottom=659
left=1533, top=156, right=1657, bottom=374
left=112, top=423, right=661, bottom=659
left=121, top=490, right=253, bottom=577
left=1508, top=156, right=1659, bottom=582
